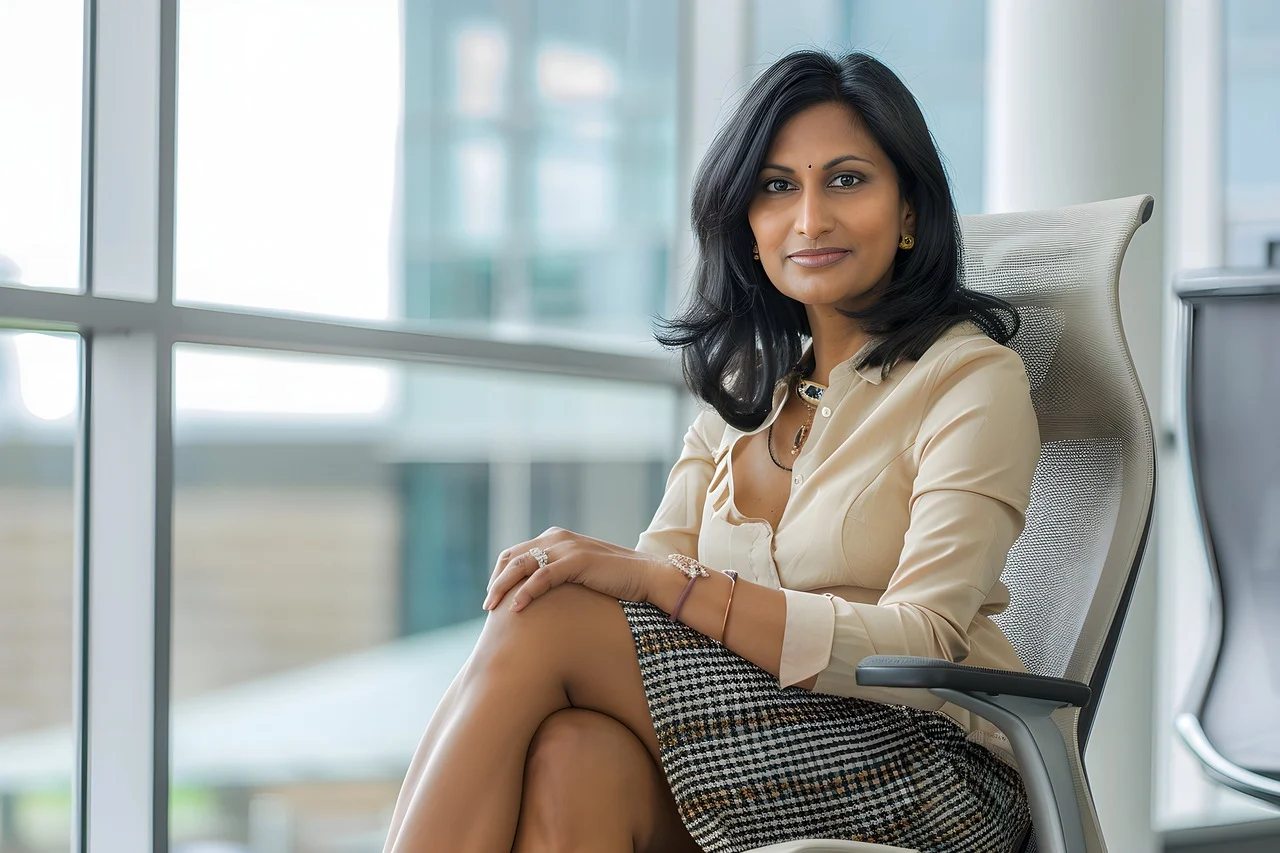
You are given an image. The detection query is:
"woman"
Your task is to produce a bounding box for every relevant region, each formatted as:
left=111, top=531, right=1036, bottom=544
left=383, top=50, right=1038, bottom=853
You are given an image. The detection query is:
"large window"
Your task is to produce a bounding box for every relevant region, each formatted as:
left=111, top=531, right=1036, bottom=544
left=0, top=332, right=78, bottom=853
left=752, top=0, right=987, bottom=214
left=0, top=9, right=84, bottom=853
left=1224, top=0, right=1280, bottom=266
left=0, top=2, right=83, bottom=293
left=3, top=1, right=685, bottom=851
left=174, top=0, right=402, bottom=322
left=176, top=0, right=680, bottom=340
left=401, top=0, right=680, bottom=337
left=165, top=349, right=676, bottom=850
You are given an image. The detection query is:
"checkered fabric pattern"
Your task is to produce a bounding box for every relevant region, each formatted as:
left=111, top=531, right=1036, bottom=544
left=621, top=602, right=1031, bottom=853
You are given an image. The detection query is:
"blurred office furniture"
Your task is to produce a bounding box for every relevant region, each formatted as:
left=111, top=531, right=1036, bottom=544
left=1175, top=272, right=1280, bottom=809
left=752, top=194, right=1158, bottom=853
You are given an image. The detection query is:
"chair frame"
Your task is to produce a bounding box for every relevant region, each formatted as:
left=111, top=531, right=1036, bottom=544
left=749, top=196, right=1158, bottom=853
left=853, top=197, right=1158, bottom=853
left=1174, top=271, right=1280, bottom=806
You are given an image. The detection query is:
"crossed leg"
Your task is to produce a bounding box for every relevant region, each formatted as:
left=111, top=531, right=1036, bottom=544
left=512, top=709, right=700, bottom=853
left=382, top=582, right=700, bottom=853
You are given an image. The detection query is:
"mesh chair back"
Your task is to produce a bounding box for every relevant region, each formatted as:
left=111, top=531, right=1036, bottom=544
left=1176, top=274, right=1280, bottom=805
left=959, top=195, right=1157, bottom=853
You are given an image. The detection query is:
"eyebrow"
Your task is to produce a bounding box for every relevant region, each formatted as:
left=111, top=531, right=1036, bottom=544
left=759, top=154, right=875, bottom=174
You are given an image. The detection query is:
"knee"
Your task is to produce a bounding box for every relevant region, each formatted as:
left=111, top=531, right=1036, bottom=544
left=477, top=582, right=607, bottom=660
left=519, top=710, right=634, bottom=845
left=524, top=708, right=618, bottom=797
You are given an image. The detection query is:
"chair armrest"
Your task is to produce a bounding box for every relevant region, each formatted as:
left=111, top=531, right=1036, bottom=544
left=856, top=656, right=1090, bottom=853
left=855, top=655, right=1090, bottom=707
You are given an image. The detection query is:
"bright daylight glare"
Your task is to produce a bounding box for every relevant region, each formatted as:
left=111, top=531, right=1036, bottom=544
left=0, top=0, right=404, bottom=422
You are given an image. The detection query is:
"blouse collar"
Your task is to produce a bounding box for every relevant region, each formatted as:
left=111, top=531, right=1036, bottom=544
left=803, top=336, right=887, bottom=389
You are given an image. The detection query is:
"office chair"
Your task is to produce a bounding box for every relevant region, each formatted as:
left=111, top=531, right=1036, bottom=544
left=748, top=194, right=1158, bottom=853
left=1174, top=272, right=1280, bottom=808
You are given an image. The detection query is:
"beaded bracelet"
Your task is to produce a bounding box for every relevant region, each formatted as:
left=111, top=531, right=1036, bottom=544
left=667, top=554, right=708, bottom=623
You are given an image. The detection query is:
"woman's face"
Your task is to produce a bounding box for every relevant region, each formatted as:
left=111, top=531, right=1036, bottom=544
left=746, top=102, right=914, bottom=315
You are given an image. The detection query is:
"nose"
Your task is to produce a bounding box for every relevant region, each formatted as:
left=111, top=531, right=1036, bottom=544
left=794, top=186, right=834, bottom=240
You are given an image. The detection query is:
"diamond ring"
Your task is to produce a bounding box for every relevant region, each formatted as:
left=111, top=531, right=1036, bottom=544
left=528, top=546, right=550, bottom=570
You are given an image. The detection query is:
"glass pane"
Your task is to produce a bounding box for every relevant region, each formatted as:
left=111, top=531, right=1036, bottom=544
left=751, top=0, right=987, bottom=214
left=170, top=345, right=679, bottom=851
left=0, top=331, right=79, bottom=853
left=1224, top=0, right=1280, bottom=266
left=0, top=2, right=84, bottom=291
left=175, top=0, right=679, bottom=339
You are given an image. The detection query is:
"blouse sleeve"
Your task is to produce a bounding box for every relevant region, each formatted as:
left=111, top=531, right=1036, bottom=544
left=778, top=341, right=1040, bottom=693
left=635, top=408, right=726, bottom=560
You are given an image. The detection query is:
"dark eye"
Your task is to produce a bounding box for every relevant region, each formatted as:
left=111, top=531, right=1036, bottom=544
left=764, top=178, right=792, bottom=193
left=830, top=174, right=862, bottom=188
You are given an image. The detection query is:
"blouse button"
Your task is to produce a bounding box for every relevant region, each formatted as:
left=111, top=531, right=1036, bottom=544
left=792, top=474, right=803, bottom=486
left=820, top=406, right=832, bottom=418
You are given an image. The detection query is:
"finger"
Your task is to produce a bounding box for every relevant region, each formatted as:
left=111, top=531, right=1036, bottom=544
left=509, top=553, right=569, bottom=612
left=486, top=528, right=574, bottom=597
left=484, top=551, right=524, bottom=610
left=486, top=537, right=541, bottom=601
left=488, top=546, right=519, bottom=591
left=487, top=529, right=563, bottom=590
left=484, top=549, right=538, bottom=611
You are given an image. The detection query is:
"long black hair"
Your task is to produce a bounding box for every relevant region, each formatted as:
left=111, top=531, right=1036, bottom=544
left=656, top=50, right=1019, bottom=431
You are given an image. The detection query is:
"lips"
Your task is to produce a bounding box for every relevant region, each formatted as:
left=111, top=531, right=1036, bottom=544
left=787, top=249, right=850, bottom=268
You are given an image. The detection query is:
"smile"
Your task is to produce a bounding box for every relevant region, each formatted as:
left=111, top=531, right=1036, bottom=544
left=788, top=250, right=850, bottom=268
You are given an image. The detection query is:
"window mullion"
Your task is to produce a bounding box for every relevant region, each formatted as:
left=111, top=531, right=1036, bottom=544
left=76, top=4, right=177, bottom=853
left=674, top=0, right=753, bottom=311
left=78, top=334, right=174, bottom=853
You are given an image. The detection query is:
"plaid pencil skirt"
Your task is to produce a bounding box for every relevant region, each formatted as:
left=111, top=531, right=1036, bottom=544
left=620, top=602, right=1031, bottom=853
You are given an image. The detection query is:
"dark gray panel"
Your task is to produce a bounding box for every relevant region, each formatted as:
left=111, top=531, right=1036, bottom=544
left=1188, top=293, right=1280, bottom=779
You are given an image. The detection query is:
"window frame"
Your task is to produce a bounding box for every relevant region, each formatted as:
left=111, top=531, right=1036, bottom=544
left=0, top=1, right=735, bottom=850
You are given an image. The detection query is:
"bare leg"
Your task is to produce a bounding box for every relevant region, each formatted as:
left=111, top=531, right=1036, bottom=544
left=384, top=583, right=666, bottom=853
left=381, top=660, right=474, bottom=846
left=512, top=709, right=701, bottom=853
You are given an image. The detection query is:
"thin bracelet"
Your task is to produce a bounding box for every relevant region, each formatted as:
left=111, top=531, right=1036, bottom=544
left=668, top=554, right=709, bottom=623
left=718, top=570, right=739, bottom=643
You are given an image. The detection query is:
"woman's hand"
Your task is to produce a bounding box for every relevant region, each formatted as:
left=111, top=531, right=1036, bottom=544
left=483, top=527, right=667, bottom=613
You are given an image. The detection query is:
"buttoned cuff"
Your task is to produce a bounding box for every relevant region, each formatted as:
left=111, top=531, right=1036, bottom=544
left=779, top=589, right=836, bottom=688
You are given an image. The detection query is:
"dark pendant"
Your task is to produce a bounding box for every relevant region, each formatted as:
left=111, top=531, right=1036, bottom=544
left=792, top=424, right=809, bottom=454
left=797, top=380, right=826, bottom=405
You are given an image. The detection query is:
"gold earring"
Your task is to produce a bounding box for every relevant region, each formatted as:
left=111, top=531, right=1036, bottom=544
left=752, top=243, right=760, bottom=261
left=899, top=234, right=915, bottom=250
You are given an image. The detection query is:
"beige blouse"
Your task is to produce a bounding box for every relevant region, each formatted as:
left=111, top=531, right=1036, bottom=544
left=635, top=322, right=1040, bottom=763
